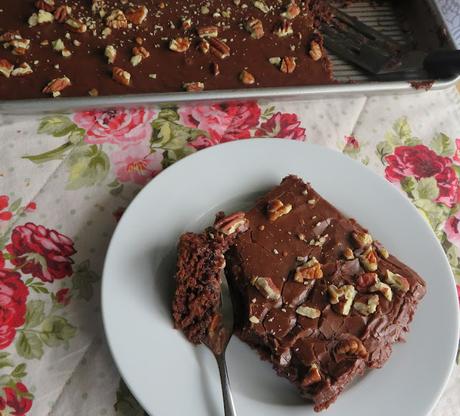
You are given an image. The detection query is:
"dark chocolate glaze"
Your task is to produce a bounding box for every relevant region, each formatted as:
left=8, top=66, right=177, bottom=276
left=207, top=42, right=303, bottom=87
left=0, top=0, right=334, bottom=100
left=226, top=175, right=426, bottom=411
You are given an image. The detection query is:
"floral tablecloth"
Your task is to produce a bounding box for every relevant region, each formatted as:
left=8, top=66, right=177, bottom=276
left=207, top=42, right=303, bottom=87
left=0, top=87, right=460, bottom=416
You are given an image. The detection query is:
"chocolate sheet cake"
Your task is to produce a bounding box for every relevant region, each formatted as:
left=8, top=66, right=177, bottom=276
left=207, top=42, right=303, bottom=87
left=0, top=0, right=334, bottom=99
left=172, top=175, right=426, bottom=411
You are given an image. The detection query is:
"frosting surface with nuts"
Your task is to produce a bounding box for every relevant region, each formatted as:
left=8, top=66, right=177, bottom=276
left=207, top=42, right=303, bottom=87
left=225, top=175, right=426, bottom=411
left=0, top=0, right=333, bottom=99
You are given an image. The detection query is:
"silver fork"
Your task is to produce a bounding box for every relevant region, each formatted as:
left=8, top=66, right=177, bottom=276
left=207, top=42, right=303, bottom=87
left=204, top=275, right=237, bottom=416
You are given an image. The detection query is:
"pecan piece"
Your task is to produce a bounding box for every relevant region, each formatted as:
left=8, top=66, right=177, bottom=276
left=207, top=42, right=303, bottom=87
left=183, top=82, right=204, bottom=92
left=301, top=364, right=321, bottom=387
left=211, top=62, right=220, bottom=76
left=370, top=279, right=393, bottom=301
left=356, top=272, right=378, bottom=290
left=197, top=26, right=219, bottom=38
left=106, top=9, right=128, bottom=29
left=126, top=5, right=148, bottom=25
left=35, top=0, right=55, bottom=12
left=374, top=241, right=389, bottom=259
left=112, top=67, right=131, bottom=86
left=105, top=45, right=117, bottom=64
left=214, top=211, right=248, bottom=235
left=0, top=59, right=14, bottom=78
left=359, top=246, right=378, bottom=272
left=267, top=199, right=292, bottom=221
left=209, top=38, right=230, bottom=59
left=343, top=247, right=354, bottom=260
left=198, top=39, right=210, bottom=54
left=280, top=56, right=296, bottom=73
left=385, top=270, right=410, bottom=293
left=54, top=5, right=72, bottom=22
left=245, top=18, right=264, bottom=39
left=66, top=18, right=87, bottom=33
left=0, top=31, right=21, bottom=43
left=351, top=230, right=373, bottom=248
left=133, top=46, right=150, bottom=58
left=353, top=295, right=379, bottom=316
left=11, top=63, right=33, bottom=77
left=169, top=37, right=191, bottom=53
left=309, top=40, right=322, bottom=61
left=294, top=257, right=323, bottom=283
left=335, top=337, right=367, bottom=359
left=251, top=276, right=281, bottom=301
left=253, top=0, right=270, bottom=13
left=296, top=305, right=321, bottom=319
left=274, top=21, right=293, bottom=37
left=37, top=9, right=54, bottom=24
left=239, top=69, right=255, bottom=85
left=42, top=76, right=71, bottom=96
left=328, top=284, right=357, bottom=316
left=181, top=18, right=192, bottom=30
left=281, top=1, right=300, bottom=19
left=10, top=39, right=31, bottom=56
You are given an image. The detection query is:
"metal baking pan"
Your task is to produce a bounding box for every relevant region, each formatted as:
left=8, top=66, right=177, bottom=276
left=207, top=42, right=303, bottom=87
left=0, top=0, right=458, bottom=114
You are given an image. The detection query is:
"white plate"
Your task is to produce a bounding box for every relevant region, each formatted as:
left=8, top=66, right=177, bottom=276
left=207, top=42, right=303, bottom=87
left=102, top=140, right=459, bottom=416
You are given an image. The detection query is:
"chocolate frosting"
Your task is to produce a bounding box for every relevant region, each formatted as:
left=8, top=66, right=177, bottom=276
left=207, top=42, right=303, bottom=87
left=226, top=175, right=426, bottom=411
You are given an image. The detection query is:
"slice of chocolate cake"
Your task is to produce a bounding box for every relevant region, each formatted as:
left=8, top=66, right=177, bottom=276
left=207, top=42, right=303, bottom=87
left=172, top=175, right=426, bottom=411
left=225, top=175, right=426, bottom=411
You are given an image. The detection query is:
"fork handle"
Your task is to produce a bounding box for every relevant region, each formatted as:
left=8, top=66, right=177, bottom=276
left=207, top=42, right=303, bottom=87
left=215, top=353, right=237, bottom=416
left=424, top=50, right=460, bottom=78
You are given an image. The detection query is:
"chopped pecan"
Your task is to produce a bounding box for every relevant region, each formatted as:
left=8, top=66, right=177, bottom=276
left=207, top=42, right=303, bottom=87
left=35, top=0, right=55, bottom=12
left=42, top=76, right=71, bottom=96
left=106, top=9, right=128, bottom=29
left=11, top=63, right=33, bottom=77
left=130, top=54, right=142, bottom=66
left=197, top=26, right=219, bottom=38
left=253, top=0, right=270, bottom=13
left=181, top=18, right=192, bottom=30
left=169, top=37, right=191, bottom=52
left=274, top=21, right=293, bottom=37
left=370, top=279, right=393, bottom=301
left=335, top=337, right=367, bottom=359
left=126, top=5, right=148, bottom=25
left=239, top=69, right=255, bottom=85
left=37, top=9, right=54, bottom=24
left=66, top=18, right=87, bottom=33
left=280, top=56, right=296, bottom=73
left=277, top=349, right=292, bottom=367
left=356, top=272, right=378, bottom=290
left=214, top=211, right=248, bottom=235
left=112, top=67, right=131, bottom=86
left=268, top=57, right=281, bottom=66
left=353, top=295, right=379, bottom=316
left=294, top=257, right=323, bottom=282
left=309, top=40, right=322, bottom=61
left=301, top=364, right=321, bottom=387
left=10, top=39, right=31, bottom=56
left=183, top=81, right=204, bottom=92
left=374, top=241, right=390, bottom=259
left=0, top=31, right=22, bottom=43
left=251, top=276, right=281, bottom=301
left=281, top=1, right=300, bottom=19
left=296, top=305, right=321, bottom=319
left=88, top=88, right=99, bottom=96
left=267, top=199, right=292, bottom=221
left=328, top=284, right=357, bottom=316
left=385, top=270, right=410, bottom=293
left=209, top=38, right=230, bottom=59
left=133, top=46, right=150, bottom=58
left=0, top=59, right=14, bottom=78
left=249, top=315, right=260, bottom=324
left=198, top=39, right=210, bottom=53
left=351, top=230, right=373, bottom=248
left=359, top=246, right=378, bottom=272
left=245, top=18, right=264, bottom=39
left=211, top=62, right=220, bottom=76
left=343, top=247, right=354, bottom=260
left=105, top=45, right=117, bottom=64
left=54, top=5, right=72, bottom=22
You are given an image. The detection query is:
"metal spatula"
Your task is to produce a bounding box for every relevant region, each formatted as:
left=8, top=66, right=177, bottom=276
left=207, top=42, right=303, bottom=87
left=321, top=6, right=460, bottom=79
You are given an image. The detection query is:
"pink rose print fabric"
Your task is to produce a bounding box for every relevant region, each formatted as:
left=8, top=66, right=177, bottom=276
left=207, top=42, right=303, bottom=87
left=385, top=145, right=459, bottom=207
left=255, top=112, right=306, bottom=140
left=0, top=270, right=28, bottom=349
left=74, top=108, right=155, bottom=146
left=0, top=383, right=33, bottom=416
left=0, top=196, right=12, bottom=222
left=6, top=223, right=76, bottom=283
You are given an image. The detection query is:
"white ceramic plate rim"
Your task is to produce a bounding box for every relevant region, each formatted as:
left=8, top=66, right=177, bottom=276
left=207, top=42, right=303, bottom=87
left=102, top=139, right=459, bottom=416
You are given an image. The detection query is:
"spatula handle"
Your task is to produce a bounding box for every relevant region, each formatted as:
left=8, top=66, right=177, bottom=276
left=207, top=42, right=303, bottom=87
left=424, top=50, right=460, bottom=78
